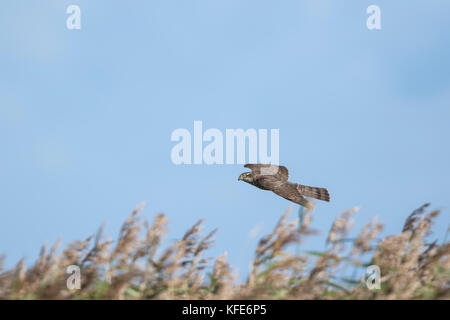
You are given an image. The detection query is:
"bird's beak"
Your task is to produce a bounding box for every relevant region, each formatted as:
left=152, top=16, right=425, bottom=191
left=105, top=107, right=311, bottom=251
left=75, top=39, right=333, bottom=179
left=238, top=174, right=243, bottom=181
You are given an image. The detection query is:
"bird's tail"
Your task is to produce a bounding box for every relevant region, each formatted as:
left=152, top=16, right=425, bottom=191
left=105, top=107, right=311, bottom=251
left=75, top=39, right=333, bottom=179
left=298, top=185, right=330, bottom=202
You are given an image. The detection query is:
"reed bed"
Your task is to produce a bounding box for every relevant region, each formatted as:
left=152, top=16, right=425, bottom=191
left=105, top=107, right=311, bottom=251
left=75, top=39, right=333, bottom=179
left=0, top=203, right=448, bottom=299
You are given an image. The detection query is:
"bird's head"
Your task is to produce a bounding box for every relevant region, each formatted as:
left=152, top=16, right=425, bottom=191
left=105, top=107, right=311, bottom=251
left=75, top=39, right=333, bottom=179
left=238, top=172, right=254, bottom=184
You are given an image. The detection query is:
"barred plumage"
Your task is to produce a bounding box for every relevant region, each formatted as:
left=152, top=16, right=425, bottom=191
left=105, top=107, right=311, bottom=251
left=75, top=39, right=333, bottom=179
left=298, top=185, right=330, bottom=202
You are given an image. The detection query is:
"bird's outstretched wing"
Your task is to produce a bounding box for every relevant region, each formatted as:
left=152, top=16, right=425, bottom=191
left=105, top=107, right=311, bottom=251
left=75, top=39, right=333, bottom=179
left=244, top=164, right=289, bottom=181
left=272, top=182, right=312, bottom=208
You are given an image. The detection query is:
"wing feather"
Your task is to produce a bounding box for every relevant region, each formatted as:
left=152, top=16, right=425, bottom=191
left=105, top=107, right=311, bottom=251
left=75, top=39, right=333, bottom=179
left=244, top=164, right=289, bottom=181
left=272, top=182, right=312, bottom=208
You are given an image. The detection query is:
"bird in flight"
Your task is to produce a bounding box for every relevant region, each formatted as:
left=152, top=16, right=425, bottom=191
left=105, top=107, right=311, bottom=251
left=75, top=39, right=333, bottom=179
left=238, top=164, right=330, bottom=208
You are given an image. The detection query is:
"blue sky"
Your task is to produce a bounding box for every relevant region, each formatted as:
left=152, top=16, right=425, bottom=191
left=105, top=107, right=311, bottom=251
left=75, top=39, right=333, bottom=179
left=0, top=1, right=449, bottom=278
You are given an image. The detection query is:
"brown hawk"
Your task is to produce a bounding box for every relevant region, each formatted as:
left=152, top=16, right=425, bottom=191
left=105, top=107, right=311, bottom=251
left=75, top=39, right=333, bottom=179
left=238, top=164, right=330, bottom=208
